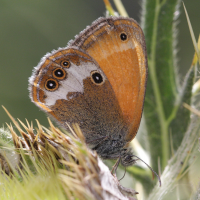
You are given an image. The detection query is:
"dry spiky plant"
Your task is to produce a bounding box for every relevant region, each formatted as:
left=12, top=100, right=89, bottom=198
left=1, top=1, right=200, bottom=199
left=0, top=107, right=138, bottom=200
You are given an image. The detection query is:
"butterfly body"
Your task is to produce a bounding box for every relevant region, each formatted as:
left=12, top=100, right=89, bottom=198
left=29, top=17, right=148, bottom=166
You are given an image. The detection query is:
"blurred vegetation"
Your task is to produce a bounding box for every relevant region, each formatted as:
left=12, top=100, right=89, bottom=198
left=0, top=0, right=199, bottom=128
left=0, top=0, right=200, bottom=200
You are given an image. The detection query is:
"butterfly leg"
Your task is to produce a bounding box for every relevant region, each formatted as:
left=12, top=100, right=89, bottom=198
left=111, top=156, right=121, bottom=176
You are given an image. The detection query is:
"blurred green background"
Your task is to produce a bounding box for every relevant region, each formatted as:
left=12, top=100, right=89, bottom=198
left=0, top=0, right=199, bottom=128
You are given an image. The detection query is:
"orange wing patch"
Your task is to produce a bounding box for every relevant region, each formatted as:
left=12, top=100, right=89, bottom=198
left=73, top=18, right=148, bottom=142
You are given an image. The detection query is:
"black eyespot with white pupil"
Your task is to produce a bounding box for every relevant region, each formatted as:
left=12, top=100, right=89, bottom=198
left=54, top=69, right=64, bottom=77
left=91, top=71, right=104, bottom=85
left=47, top=80, right=56, bottom=89
left=63, top=61, right=69, bottom=66
left=45, top=79, right=58, bottom=91
left=120, top=33, right=127, bottom=41
left=53, top=68, right=66, bottom=80
left=61, top=60, right=70, bottom=68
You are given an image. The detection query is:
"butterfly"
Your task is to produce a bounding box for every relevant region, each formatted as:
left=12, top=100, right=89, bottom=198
left=29, top=16, right=148, bottom=171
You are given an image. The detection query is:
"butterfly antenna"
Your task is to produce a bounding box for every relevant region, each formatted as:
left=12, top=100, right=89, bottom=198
left=133, top=155, right=161, bottom=187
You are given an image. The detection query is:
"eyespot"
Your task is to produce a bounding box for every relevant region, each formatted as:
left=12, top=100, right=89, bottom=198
left=61, top=60, right=70, bottom=68
left=120, top=32, right=128, bottom=41
left=90, top=71, right=104, bottom=85
left=45, top=79, right=59, bottom=91
left=53, top=68, right=66, bottom=80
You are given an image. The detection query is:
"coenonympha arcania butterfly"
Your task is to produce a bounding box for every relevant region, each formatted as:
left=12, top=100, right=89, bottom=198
left=29, top=17, right=148, bottom=169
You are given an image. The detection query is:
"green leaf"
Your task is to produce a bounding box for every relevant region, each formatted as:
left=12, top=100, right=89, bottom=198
left=142, top=0, right=182, bottom=171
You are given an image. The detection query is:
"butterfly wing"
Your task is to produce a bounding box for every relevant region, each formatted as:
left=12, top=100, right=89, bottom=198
left=29, top=17, right=147, bottom=152
left=71, top=17, right=148, bottom=142
left=29, top=47, right=126, bottom=144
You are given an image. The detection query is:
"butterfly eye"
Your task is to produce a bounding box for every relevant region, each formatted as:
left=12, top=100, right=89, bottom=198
left=53, top=68, right=66, bottom=80
left=90, top=71, right=104, bottom=85
left=61, top=60, right=70, bottom=68
left=120, top=32, right=128, bottom=41
left=45, top=79, right=59, bottom=91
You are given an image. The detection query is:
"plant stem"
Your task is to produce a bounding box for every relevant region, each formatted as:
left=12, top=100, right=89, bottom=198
left=149, top=0, right=169, bottom=168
